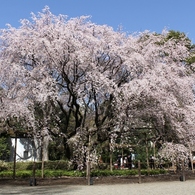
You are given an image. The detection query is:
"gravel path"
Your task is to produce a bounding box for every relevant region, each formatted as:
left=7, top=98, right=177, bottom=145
left=0, top=180, right=195, bottom=195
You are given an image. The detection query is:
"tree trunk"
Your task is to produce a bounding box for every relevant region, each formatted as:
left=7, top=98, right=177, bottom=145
left=42, top=135, right=49, bottom=161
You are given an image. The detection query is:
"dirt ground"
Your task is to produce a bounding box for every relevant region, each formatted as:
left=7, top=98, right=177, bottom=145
left=0, top=170, right=195, bottom=186
left=1, top=180, right=195, bottom=195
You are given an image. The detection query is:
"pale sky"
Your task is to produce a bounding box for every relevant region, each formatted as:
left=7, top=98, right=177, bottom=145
left=0, top=0, right=194, bottom=43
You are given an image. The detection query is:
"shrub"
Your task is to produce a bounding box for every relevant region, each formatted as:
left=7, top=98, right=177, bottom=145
left=6, top=160, right=71, bottom=171
left=141, top=169, right=149, bottom=175
left=0, top=171, right=13, bottom=177
left=0, top=160, right=9, bottom=171
left=91, top=169, right=139, bottom=177
left=34, top=170, right=85, bottom=178
left=16, top=170, right=31, bottom=178
left=159, top=169, right=166, bottom=174
left=0, top=168, right=167, bottom=178
left=44, top=160, right=70, bottom=170
left=140, top=169, right=167, bottom=176
left=16, top=162, right=34, bottom=170
left=26, top=162, right=42, bottom=170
